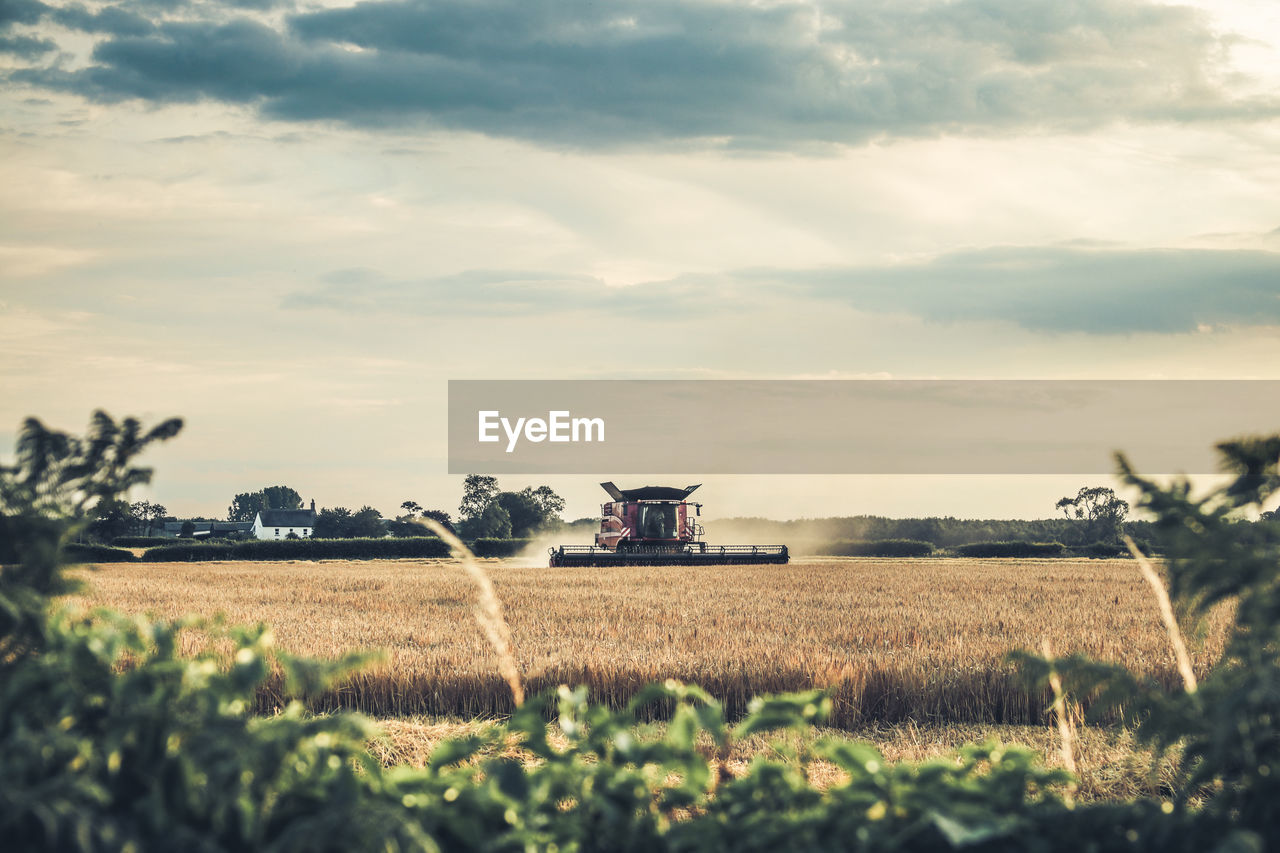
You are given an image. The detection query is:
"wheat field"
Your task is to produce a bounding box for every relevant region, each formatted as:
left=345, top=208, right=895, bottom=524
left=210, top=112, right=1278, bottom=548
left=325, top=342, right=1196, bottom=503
left=65, top=556, right=1227, bottom=727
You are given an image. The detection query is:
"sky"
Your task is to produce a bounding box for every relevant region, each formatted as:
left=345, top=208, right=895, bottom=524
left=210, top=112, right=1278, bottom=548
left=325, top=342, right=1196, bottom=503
left=2, top=0, right=1279, bottom=524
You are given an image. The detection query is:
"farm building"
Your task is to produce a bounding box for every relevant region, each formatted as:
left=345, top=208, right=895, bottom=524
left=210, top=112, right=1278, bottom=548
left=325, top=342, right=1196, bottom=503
left=158, top=520, right=253, bottom=539
left=252, top=507, right=317, bottom=540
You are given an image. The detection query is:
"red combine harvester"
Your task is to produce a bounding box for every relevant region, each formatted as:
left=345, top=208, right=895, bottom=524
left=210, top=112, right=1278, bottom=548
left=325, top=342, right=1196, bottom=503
left=549, top=482, right=789, bottom=567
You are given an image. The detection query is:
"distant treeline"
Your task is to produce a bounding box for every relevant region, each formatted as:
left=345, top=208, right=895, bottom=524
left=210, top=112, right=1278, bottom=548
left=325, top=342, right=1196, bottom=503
left=61, top=538, right=1120, bottom=563
left=707, top=515, right=1161, bottom=548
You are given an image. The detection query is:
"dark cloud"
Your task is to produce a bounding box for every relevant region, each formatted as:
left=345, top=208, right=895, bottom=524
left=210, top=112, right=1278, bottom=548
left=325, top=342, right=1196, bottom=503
left=0, top=32, right=53, bottom=57
left=50, top=4, right=155, bottom=37
left=757, top=246, right=1280, bottom=333
left=0, top=0, right=49, bottom=28
left=223, top=0, right=294, bottom=9
left=291, top=247, right=1280, bottom=334
left=7, top=0, right=1277, bottom=148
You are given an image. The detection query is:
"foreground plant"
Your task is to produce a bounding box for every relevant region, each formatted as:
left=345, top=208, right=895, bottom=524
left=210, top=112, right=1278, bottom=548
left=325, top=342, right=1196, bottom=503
left=1015, top=435, right=1280, bottom=851
left=2, top=411, right=1278, bottom=850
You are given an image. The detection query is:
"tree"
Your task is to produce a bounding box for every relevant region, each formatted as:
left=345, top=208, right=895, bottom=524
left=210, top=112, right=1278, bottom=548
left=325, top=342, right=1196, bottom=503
left=132, top=500, right=168, bottom=536
left=264, top=486, right=302, bottom=510
left=86, top=499, right=140, bottom=543
left=495, top=491, right=543, bottom=538
left=459, top=475, right=499, bottom=521
left=228, top=486, right=302, bottom=522
left=349, top=506, right=385, bottom=539
left=312, top=507, right=352, bottom=538
left=462, top=502, right=512, bottom=539
left=421, top=509, right=453, bottom=532
left=179, top=520, right=196, bottom=538
left=388, top=507, right=454, bottom=538
left=400, top=500, right=423, bottom=516
left=313, top=506, right=385, bottom=538
left=485, top=486, right=567, bottom=538
left=526, top=485, right=566, bottom=525
left=1055, top=486, right=1129, bottom=543
left=228, top=493, right=262, bottom=523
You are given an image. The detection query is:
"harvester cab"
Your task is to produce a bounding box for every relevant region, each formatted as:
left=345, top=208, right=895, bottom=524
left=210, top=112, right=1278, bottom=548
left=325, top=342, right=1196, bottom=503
left=549, top=482, right=788, bottom=567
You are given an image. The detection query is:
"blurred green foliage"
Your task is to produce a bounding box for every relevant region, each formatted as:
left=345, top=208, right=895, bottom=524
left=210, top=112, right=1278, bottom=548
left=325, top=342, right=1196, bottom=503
left=3, top=412, right=1279, bottom=850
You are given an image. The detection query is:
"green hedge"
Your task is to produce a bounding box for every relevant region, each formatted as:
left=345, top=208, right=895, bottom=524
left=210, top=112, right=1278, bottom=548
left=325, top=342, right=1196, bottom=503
left=817, top=539, right=935, bottom=557
left=955, top=541, right=1067, bottom=558
left=142, top=536, right=449, bottom=562
left=61, top=543, right=139, bottom=563
left=1072, top=541, right=1124, bottom=558
left=111, top=536, right=175, bottom=548
left=1070, top=540, right=1161, bottom=558
left=468, top=537, right=535, bottom=557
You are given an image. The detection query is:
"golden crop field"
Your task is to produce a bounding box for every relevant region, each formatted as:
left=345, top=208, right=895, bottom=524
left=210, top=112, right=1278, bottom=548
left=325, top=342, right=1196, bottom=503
left=65, top=556, right=1228, bottom=728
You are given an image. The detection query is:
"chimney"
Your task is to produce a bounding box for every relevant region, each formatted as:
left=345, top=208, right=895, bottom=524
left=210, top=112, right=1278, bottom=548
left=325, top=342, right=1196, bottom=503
left=310, top=498, right=316, bottom=512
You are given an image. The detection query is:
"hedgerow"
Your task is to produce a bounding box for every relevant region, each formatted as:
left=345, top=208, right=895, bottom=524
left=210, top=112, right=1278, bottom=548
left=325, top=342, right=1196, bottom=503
left=816, top=539, right=935, bottom=557
left=141, top=536, right=450, bottom=562
left=468, top=537, right=535, bottom=557
left=955, top=541, right=1067, bottom=558
left=62, top=543, right=138, bottom=563
left=111, top=536, right=177, bottom=548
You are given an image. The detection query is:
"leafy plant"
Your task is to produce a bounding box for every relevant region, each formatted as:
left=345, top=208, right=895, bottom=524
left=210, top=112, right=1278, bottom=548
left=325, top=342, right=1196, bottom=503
left=6, top=411, right=1280, bottom=851
left=1014, top=434, right=1280, bottom=850
left=1, top=412, right=180, bottom=646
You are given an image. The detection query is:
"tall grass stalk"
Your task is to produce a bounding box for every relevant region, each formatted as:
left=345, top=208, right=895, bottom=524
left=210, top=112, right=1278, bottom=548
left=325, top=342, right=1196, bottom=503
left=417, top=518, right=525, bottom=706
left=1040, top=638, right=1078, bottom=803
left=1123, top=535, right=1197, bottom=693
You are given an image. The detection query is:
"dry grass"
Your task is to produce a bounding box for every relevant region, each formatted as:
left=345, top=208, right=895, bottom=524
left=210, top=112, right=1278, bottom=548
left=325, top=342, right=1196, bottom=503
left=64, top=556, right=1229, bottom=726
left=367, top=716, right=1181, bottom=804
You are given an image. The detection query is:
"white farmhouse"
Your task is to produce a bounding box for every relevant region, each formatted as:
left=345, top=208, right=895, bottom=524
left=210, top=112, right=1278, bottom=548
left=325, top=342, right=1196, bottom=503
left=252, top=503, right=318, bottom=540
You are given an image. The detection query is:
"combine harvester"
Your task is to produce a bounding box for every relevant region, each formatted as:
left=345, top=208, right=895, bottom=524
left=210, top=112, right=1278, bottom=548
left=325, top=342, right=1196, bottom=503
left=549, top=482, right=788, bottom=567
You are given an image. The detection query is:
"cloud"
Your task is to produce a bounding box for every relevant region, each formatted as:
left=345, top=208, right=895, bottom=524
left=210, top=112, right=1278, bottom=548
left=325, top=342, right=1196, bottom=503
left=7, top=0, right=1277, bottom=149
left=0, top=0, right=51, bottom=55
left=0, top=32, right=53, bottom=57
left=290, top=246, right=1280, bottom=334
left=0, top=0, right=49, bottom=28
left=761, top=246, right=1280, bottom=333
left=49, top=4, right=155, bottom=37
left=283, top=267, right=743, bottom=317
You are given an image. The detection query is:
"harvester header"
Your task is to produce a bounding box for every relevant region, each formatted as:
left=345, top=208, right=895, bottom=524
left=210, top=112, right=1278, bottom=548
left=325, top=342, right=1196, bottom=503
left=549, top=482, right=789, bottom=567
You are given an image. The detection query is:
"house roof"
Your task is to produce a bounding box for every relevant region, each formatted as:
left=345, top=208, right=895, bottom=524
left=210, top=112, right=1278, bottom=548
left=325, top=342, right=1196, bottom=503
left=159, top=520, right=254, bottom=536
left=258, top=509, right=317, bottom=527
left=163, top=517, right=213, bottom=532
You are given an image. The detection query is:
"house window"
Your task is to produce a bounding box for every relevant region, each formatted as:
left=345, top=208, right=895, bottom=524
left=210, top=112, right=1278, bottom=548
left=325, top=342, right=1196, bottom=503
left=275, top=528, right=280, bottom=535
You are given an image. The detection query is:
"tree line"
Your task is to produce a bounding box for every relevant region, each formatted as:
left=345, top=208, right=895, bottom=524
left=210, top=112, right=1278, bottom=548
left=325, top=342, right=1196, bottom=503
left=75, top=476, right=1279, bottom=548
left=95, top=477, right=569, bottom=543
